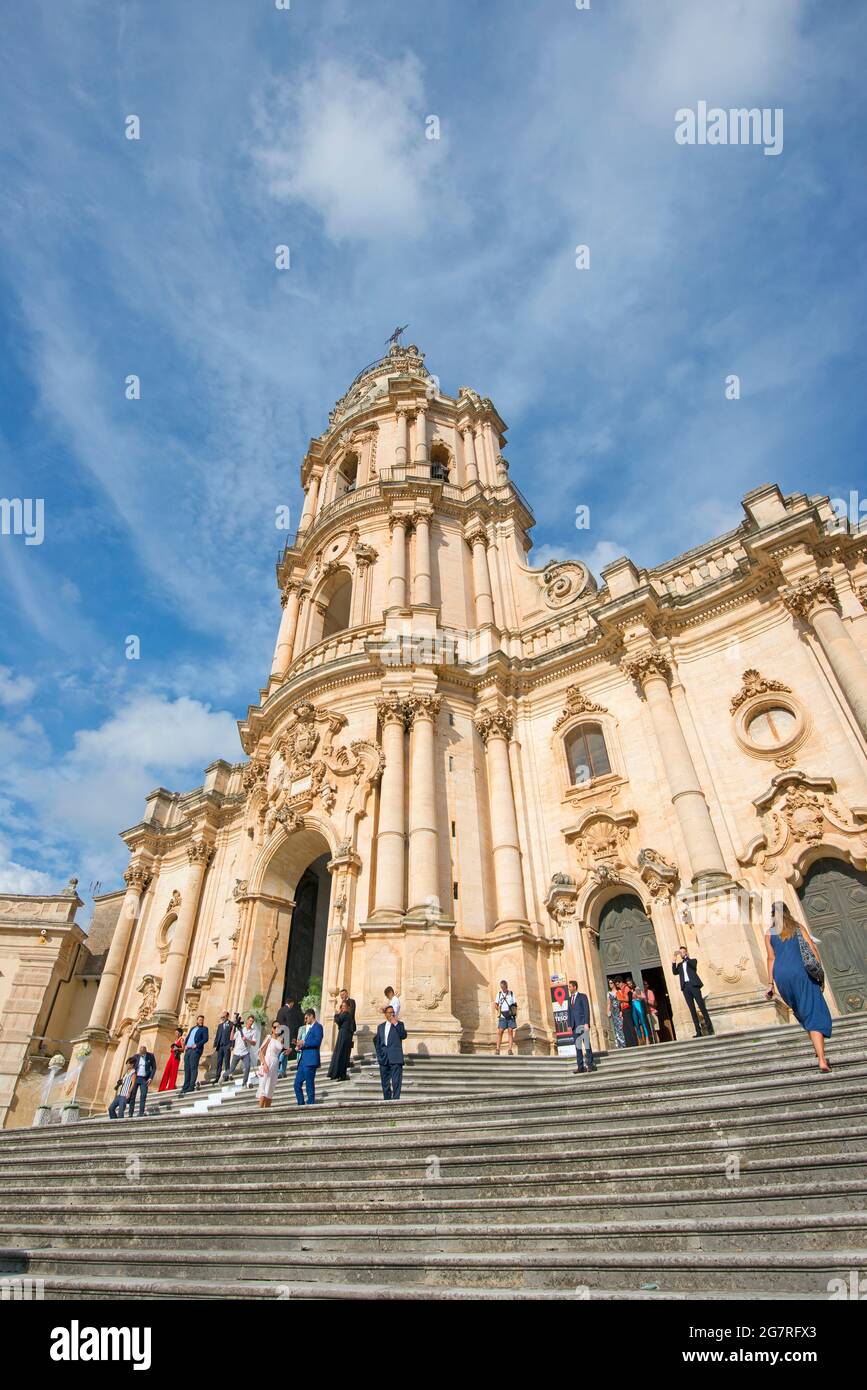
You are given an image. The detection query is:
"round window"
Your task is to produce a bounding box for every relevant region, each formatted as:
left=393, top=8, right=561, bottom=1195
left=746, top=706, right=797, bottom=747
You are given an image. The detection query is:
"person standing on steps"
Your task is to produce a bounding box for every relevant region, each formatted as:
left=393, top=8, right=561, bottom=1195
left=616, top=978, right=638, bottom=1047
left=338, top=988, right=357, bottom=1025
left=256, top=1020, right=284, bottom=1109
left=607, top=978, right=626, bottom=1048
left=294, top=1009, right=323, bottom=1106
left=494, top=980, right=518, bottom=1055
left=383, top=985, right=401, bottom=1019
left=375, top=1005, right=407, bottom=1100
left=213, top=1012, right=234, bottom=1083
left=631, top=985, right=653, bottom=1045
left=328, top=997, right=356, bottom=1081
left=158, top=1028, right=185, bottom=1092
left=127, top=1042, right=157, bottom=1117
left=108, top=1058, right=137, bottom=1118
left=276, top=996, right=303, bottom=1075
left=181, top=1014, right=209, bottom=1093
left=566, top=980, right=594, bottom=1073
left=229, top=1014, right=259, bottom=1086
left=671, top=948, right=715, bottom=1038
left=765, top=903, right=832, bottom=1073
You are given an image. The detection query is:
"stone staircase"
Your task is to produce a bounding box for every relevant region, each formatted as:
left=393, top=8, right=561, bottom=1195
left=1, top=1014, right=866, bottom=1300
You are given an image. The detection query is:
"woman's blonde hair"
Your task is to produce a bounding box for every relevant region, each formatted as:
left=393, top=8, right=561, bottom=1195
left=774, top=902, right=800, bottom=941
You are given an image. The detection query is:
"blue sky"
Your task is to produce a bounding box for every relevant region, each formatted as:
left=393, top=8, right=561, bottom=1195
left=0, top=0, right=864, bottom=899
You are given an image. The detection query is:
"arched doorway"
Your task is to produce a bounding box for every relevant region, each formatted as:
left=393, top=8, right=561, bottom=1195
left=598, top=893, right=676, bottom=1042
left=282, top=852, right=331, bottom=1004
left=798, top=858, right=867, bottom=1015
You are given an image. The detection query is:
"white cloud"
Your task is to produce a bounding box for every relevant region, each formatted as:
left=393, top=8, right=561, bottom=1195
left=0, top=839, right=59, bottom=896
left=0, top=667, right=35, bottom=706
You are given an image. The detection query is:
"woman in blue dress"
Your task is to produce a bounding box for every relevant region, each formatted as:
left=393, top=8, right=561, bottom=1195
left=765, top=903, right=832, bottom=1073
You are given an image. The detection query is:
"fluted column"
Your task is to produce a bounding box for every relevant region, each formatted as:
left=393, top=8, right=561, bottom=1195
left=461, top=426, right=479, bottom=484
left=414, top=405, right=428, bottom=464
left=86, top=862, right=152, bottom=1033
left=387, top=514, right=409, bottom=611
left=475, top=708, right=529, bottom=929
left=782, top=575, right=867, bottom=740
left=271, top=581, right=303, bottom=678
left=395, top=408, right=409, bottom=468
left=373, top=697, right=408, bottom=918
left=406, top=694, right=442, bottom=915
left=155, top=840, right=214, bottom=1018
left=412, top=510, right=433, bottom=606
left=468, top=527, right=495, bottom=627
left=299, top=471, right=321, bottom=531
left=623, top=650, right=728, bottom=885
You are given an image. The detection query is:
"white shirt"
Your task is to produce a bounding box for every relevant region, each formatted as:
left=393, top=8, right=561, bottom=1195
left=496, top=990, right=516, bottom=1015
left=680, top=958, right=693, bottom=984
left=383, top=1021, right=392, bottom=1044
left=136, top=1055, right=149, bottom=1076
left=243, top=1023, right=261, bottom=1056
left=386, top=995, right=401, bottom=1018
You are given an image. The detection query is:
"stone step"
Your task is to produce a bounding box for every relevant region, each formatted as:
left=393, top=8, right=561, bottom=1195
left=2, top=1243, right=861, bottom=1294
left=6, top=1175, right=866, bottom=1224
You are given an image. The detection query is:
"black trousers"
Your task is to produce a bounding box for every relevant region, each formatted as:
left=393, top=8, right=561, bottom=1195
left=128, top=1077, right=150, bottom=1116
left=683, top=985, right=714, bottom=1035
left=381, top=1061, right=403, bottom=1100
left=215, top=1044, right=232, bottom=1079
left=182, top=1049, right=201, bottom=1092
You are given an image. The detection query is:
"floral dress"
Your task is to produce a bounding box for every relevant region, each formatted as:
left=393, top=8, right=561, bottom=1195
left=608, top=988, right=626, bottom=1048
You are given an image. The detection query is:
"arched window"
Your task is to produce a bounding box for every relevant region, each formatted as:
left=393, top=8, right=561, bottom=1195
left=565, top=722, right=611, bottom=786
left=337, top=452, right=358, bottom=494
left=321, top=571, right=352, bottom=638
left=430, top=443, right=451, bottom=481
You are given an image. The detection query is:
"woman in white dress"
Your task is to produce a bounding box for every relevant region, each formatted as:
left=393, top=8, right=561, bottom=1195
left=256, top=1021, right=283, bottom=1108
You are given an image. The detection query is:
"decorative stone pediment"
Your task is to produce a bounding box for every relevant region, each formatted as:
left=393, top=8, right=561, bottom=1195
left=552, top=685, right=608, bottom=732
left=738, top=769, right=867, bottom=876
left=565, top=806, right=639, bottom=886
left=729, top=668, right=792, bottom=714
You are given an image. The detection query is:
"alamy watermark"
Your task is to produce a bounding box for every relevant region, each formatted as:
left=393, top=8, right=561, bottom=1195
left=675, top=103, right=783, bottom=157
left=0, top=497, right=44, bottom=545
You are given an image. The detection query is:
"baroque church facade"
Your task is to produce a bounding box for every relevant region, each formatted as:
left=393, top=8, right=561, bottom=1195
left=3, top=342, right=867, bottom=1122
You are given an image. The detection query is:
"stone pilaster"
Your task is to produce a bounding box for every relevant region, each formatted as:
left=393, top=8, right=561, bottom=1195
left=153, top=840, right=214, bottom=1022
left=405, top=694, right=443, bottom=917
left=474, top=707, right=530, bottom=930
left=84, top=862, right=152, bottom=1038
left=782, top=574, right=867, bottom=741
left=372, top=696, right=410, bottom=919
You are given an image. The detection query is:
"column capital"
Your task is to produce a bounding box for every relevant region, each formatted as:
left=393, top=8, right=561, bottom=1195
left=464, top=520, right=489, bottom=548
left=474, top=706, right=514, bottom=745
left=388, top=512, right=410, bottom=534
left=781, top=573, right=841, bottom=622
left=279, top=578, right=305, bottom=608
left=621, top=647, right=672, bottom=692
left=858, top=583, right=867, bottom=610
left=409, top=506, right=433, bottom=528
left=187, top=840, right=215, bottom=868
left=405, top=692, right=442, bottom=726
left=123, top=864, right=152, bottom=893
left=376, top=693, right=411, bottom=728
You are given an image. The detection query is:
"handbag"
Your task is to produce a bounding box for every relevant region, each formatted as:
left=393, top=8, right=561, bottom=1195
left=796, top=927, right=825, bottom=987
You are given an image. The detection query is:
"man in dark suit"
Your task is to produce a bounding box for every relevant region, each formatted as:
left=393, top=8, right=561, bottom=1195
left=212, top=1012, right=234, bottom=1082
left=374, top=1005, right=407, bottom=1100
left=127, top=1043, right=157, bottom=1116
left=566, top=980, right=594, bottom=1074
left=672, top=947, right=715, bottom=1037
left=294, top=1009, right=324, bottom=1106
left=181, top=1015, right=209, bottom=1093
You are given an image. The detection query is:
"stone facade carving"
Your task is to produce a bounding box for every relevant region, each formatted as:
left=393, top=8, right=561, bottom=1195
left=473, top=707, right=514, bottom=744
left=553, top=685, right=608, bottom=732
left=729, top=668, right=793, bottom=714
left=541, top=561, right=591, bottom=610
left=187, top=841, right=215, bottom=867
left=405, top=693, right=442, bottom=725
left=136, top=974, right=160, bottom=1024
left=621, top=648, right=672, bottom=690
left=781, top=573, right=840, bottom=621
left=637, top=847, right=680, bottom=899
left=739, top=770, right=867, bottom=877
left=123, top=864, right=152, bottom=893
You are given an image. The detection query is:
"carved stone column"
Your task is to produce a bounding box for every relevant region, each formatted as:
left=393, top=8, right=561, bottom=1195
left=298, top=471, right=321, bottom=531
left=372, top=697, right=409, bottom=919
left=85, top=862, right=152, bottom=1036
left=468, top=525, right=495, bottom=628
left=406, top=694, right=443, bottom=916
left=395, top=407, right=409, bottom=468
left=414, top=404, right=428, bottom=464
left=782, top=574, right=867, bottom=740
left=351, top=545, right=377, bottom=625
left=412, top=509, right=433, bottom=607
left=154, top=840, right=214, bottom=1020
left=622, top=649, right=729, bottom=886
left=387, top=514, right=409, bottom=611
left=270, top=580, right=303, bottom=679
left=461, top=426, right=479, bottom=484
left=475, top=708, right=529, bottom=930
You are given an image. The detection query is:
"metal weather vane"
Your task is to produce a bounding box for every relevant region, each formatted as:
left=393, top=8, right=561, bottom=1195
left=386, top=324, right=409, bottom=346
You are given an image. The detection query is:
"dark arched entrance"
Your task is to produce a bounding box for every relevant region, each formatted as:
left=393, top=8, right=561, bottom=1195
left=282, top=852, right=331, bottom=1005
left=598, top=893, right=676, bottom=1042
left=798, top=858, right=867, bottom=1015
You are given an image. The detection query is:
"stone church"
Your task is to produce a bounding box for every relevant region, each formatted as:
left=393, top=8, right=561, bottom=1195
left=2, top=342, right=867, bottom=1124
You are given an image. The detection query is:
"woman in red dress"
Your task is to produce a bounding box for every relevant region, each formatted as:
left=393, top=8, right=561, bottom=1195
left=158, top=1028, right=185, bottom=1091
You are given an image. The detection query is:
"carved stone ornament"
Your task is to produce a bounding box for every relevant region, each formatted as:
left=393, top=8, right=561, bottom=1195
left=376, top=693, right=411, bottom=728
left=738, top=769, right=867, bottom=876
left=541, top=561, right=592, bottom=610
left=263, top=701, right=384, bottom=843
left=242, top=758, right=268, bottom=795
left=187, top=841, right=215, bottom=868
left=473, top=707, right=514, bottom=745
left=622, top=648, right=672, bottom=690
left=780, top=573, right=840, bottom=622
left=136, top=974, right=161, bottom=1025
left=123, top=864, right=152, bottom=893
left=729, top=668, right=793, bottom=715
left=405, top=693, right=442, bottom=725
left=353, top=542, right=378, bottom=569
left=637, top=847, right=680, bottom=899
left=858, top=583, right=867, bottom=610
left=553, top=685, right=608, bottom=732
left=167, top=889, right=181, bottom=911
left=566, top=806, right=640, bottom=890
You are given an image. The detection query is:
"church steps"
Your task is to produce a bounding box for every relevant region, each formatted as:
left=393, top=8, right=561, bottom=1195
left=1, top=1243, right=862, bottom=1294
left=6, top=1176, right=867, bottom=1223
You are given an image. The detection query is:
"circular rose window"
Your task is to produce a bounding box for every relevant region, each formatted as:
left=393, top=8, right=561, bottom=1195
left=746, top=706, right=797, bottom=747
left=735, top=695, right=809, bottom=760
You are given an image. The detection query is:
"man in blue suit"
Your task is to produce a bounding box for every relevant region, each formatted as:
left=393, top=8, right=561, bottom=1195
left=294, top=1008, right=323, bottom=1105
left=374, top=1005, right=407, bottom=1100
left=566, top=980, right=594, bottom=1074
left=181, top=1015, right=209, bottom=1093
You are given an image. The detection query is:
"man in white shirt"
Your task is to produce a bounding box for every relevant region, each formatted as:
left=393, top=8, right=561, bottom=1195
left=375, top=1005, right=407, bottom=1100
left=384, top=986, right=401, bottom=1018
left=229, top=1014, right=260, bottom=1085
left=494, top=980, right=518, bottom=1055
